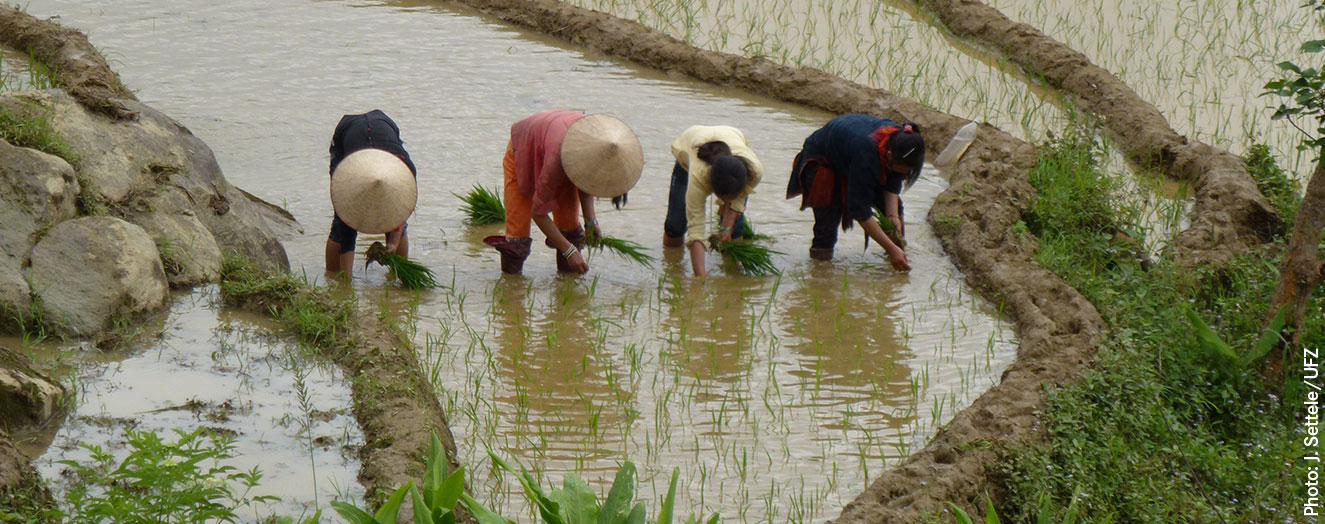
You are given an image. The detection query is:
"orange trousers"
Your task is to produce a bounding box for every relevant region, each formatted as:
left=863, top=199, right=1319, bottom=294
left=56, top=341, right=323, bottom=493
left=502, top=140, right=581, bottom=238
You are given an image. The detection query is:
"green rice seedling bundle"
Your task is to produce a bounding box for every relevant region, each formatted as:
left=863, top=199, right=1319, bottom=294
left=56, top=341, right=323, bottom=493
left=366, top=242, right=439, bottom=289
left=713, top=239, right=781, bottom=276
left=453, top=184, right=505, bottom=225
left=739, top=216, right=774, bottom=242
left=872, top=207, right=906, bottom=248
left=587, top=234, right=656, bottom=267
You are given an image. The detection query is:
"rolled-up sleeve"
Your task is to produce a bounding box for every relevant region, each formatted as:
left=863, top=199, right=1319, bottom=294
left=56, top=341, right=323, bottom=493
left=684, top=176, right=710, bottom=245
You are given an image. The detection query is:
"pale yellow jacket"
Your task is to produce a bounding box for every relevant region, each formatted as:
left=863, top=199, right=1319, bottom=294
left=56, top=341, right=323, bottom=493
left=670, top=125, right=764, bottom=245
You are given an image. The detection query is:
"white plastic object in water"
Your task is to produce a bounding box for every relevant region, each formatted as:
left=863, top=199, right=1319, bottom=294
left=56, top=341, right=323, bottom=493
left=934, top=121, right=978, bottom=169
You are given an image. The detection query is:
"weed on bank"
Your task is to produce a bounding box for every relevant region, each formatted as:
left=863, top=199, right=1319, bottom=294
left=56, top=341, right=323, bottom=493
left=991, top=128, right=1321, bottom=522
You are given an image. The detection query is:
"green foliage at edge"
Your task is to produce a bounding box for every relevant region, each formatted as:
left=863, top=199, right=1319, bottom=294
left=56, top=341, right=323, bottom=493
left=998, top=125, right=1321, bottom=522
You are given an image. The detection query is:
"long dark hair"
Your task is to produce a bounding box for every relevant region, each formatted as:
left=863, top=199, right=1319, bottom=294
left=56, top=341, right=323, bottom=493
left=886, top=122, right=925, bottom=190
left=697, top=141, right=748, bottom=198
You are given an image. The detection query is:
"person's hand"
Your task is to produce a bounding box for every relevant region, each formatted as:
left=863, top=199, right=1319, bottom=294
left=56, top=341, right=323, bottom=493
left=718, top=229, right=733, bottom=244
left=567, top=250, right=589, bottom=273
left=385, top=238, right=401, bottom=254
left=886, top=245, right=911, bottom=271
left=588, top=223, right=603, bottom=244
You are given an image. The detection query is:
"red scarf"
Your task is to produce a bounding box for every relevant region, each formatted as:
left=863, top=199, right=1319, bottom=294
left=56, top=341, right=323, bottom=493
left=869, top=124, right=901, bottom=185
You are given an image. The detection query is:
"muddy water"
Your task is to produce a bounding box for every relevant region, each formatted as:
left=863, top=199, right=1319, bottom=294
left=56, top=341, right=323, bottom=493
left=25, top=0, right=1014, bottom=521
left=3, top=287, right=362, bottom=518
left=568, top=0, right=1317, bottom=182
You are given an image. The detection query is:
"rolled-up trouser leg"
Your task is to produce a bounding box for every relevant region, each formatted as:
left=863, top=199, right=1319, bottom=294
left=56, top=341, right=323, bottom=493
left=810, top=203, right=840, bottom=260
left=662, top=162, right=689, bottom=246
left=485, top=236, right=532, bottom=274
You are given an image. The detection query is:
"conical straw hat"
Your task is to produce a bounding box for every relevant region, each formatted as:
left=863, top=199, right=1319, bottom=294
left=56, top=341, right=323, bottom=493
left=330, top=148, right=417, bottom=234
left=560, top=114, right=643, bottom=198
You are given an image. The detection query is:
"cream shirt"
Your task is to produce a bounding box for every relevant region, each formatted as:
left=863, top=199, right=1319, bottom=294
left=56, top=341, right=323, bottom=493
left=670, top=125, right=764, bottom=245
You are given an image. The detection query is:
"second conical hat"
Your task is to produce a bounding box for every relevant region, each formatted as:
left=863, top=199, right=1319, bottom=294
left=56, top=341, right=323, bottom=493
left=560, top=114, right=643, bottom=198
left=330, top=148, right=417, bottom=234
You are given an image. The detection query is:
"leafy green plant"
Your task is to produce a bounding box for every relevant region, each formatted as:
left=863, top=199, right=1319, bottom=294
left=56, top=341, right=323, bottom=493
left=465, top=449, right=719, bottom=524
left=57, top=428, right=278, bottom=523
left=944, top=490, right=1089, bottom=524
left=331, top=434, right=466, bottom=524
left=455, top=185, right=506, bottom=226
left=1263, top=11, right=1325, bottom=154
left=1183, top=303, right=1288, bottom=369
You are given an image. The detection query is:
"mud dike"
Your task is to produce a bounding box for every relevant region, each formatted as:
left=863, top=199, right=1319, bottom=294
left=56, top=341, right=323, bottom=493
left=0, top=0, right=1287, bottom=522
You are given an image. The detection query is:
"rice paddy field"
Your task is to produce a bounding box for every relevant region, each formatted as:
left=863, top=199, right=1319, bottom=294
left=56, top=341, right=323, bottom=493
left=6, top=0, right=1317, bottom=521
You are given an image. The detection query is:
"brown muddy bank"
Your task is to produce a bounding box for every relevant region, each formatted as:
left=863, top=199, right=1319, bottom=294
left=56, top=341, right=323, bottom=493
left=0, top=5, right=135, bottom=119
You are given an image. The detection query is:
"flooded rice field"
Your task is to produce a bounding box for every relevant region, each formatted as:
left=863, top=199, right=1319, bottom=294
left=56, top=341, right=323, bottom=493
left=565, top=0, right=1318, bottom=183
left=18, top=0, right=1020, bottom=520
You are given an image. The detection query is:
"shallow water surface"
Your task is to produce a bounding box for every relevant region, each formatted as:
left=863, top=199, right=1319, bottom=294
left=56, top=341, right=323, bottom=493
left=6, top=287, right=362, bottom=518
left=25, top=0, right=1015, bottom=520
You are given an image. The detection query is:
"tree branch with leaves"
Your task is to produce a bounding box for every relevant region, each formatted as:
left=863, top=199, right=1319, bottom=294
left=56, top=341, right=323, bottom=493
left=1261, top=0, right=1325, bottom=347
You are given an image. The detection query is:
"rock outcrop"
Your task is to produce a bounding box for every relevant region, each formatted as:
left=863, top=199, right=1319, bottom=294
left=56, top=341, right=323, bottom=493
left=28, top=216, right=168, bottom=336
left=0, top=90, right=299, bottom=337
left=0, top=140, right=79, bottom=318
left=0, top=346, right=65, bottom=430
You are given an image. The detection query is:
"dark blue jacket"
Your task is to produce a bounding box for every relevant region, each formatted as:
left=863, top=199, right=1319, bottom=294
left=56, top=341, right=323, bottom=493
left=328, top=109, right=417, bottom=176
left=796, top=114, right=903, bottom=222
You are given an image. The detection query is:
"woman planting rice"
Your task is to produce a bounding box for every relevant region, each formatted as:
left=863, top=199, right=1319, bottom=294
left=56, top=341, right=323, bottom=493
left=325, top=109, right=418, bottom=279
left=661, top=125, right=765, bottom=276
left=485, top=110, right=643, bottom=274
left=786, top=114, right=924, bottom=271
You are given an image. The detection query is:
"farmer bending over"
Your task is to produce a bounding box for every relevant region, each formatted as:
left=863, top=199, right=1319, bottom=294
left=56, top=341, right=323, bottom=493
left=661, top=125, right=764, bottom=276
left=786, top=114, right=924, bottom=271
left=485, top=110, right=643, bottom=274
left=325, top=109, right=418, bottom=279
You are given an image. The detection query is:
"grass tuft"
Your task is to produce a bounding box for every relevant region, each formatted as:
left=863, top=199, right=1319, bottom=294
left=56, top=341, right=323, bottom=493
left=454, top=184, right=505, bottom=226
left=366, top=242, right=440, bottom=289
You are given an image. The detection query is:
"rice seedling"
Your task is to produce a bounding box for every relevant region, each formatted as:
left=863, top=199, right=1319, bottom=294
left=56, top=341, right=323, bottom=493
left=711, top=240, right=780, bottom=276
left=737, top=216, right=773, bottom=242
left=366, top=241, right=439, bottom=289
left=587, top=234, right=656, bottom=267
left=454, top=184, right=506, bottom=226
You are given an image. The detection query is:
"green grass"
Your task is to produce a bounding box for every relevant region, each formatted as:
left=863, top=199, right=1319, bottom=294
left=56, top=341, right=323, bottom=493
left=218, top=252, right=353, bottom=349
left=455, top=184, right=506, bottom=226
left=0, top=104, right=76, bottom=164
left=997, top=127, right=1317, bottom=522
left=1243, top=143, right=1301, bottom=236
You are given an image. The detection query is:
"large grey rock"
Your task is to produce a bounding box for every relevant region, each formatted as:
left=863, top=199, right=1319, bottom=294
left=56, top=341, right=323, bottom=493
left=125, top=186, right=223, bottom=287
left=0, top=91, right=297, bottom=281
left=28, top=216, right=168, bottom=336
left=0, top=140, right=79, bottom=315
left=0, top=346, right=64, bottom=429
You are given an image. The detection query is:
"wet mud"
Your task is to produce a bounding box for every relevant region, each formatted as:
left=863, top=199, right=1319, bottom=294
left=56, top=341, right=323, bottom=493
left=0, top=5, right=135, bottom=119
